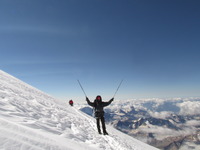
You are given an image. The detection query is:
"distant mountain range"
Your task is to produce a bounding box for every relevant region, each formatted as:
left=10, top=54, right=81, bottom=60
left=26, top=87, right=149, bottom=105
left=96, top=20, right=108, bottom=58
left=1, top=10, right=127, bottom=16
left=79, top=98, right=200, bottom=150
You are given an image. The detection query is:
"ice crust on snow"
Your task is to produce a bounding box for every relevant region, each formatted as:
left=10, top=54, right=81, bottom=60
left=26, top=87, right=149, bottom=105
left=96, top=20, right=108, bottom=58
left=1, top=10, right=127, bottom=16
left=0, top=70, right=158, bottom=150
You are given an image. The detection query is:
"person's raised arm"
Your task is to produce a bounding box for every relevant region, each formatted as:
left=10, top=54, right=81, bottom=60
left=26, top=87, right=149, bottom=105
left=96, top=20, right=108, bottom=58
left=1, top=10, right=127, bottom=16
left=103, top=98, right=114, bottom=107
left=86, top=97, right=94, bottom=107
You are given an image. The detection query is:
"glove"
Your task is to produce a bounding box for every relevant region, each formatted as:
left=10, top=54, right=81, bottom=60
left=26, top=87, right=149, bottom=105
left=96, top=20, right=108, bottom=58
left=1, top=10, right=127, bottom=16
left=86, top=97, right=89, bottom=101
left=110, top=98, right=114, bottom=102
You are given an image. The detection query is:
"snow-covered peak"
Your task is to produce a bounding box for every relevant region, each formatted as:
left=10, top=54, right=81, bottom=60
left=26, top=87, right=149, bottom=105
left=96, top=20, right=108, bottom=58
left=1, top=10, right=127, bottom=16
left=0, top=70, right=158, bottom=150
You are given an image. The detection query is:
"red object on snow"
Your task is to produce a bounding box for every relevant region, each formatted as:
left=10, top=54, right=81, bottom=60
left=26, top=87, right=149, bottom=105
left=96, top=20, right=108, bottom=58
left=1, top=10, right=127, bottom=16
left=69, top=100, right=73, bottom=106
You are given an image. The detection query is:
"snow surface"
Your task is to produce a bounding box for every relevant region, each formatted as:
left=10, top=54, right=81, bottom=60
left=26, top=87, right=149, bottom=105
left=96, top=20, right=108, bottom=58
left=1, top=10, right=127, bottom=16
left=0, top=70, right=158, bottom=150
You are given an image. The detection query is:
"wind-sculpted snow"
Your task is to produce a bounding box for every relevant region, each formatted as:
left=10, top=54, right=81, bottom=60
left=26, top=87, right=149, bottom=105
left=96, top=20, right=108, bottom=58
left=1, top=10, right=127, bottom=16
left=0, top=70, right=158, bottom=150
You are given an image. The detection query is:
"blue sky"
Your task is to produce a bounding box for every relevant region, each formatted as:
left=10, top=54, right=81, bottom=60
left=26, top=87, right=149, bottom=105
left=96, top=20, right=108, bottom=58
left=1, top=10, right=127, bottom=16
left=1, top=0, right=200, bottom=101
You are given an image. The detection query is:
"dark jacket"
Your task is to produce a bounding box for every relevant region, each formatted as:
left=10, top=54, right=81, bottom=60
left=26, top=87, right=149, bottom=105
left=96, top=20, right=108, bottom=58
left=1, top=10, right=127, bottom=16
left=86, top=97, right=113, bottom=118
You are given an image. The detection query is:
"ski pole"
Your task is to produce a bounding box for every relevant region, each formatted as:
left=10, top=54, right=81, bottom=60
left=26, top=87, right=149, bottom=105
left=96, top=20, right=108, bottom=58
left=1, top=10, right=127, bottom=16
left=113, top=80, right=123, bottom=98
left=77, top=80, right=87, bottom=97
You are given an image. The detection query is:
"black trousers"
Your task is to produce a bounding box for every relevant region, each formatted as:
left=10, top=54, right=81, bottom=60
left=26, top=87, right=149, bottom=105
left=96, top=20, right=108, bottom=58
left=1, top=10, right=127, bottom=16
left=96, top=116, right=107, bottom=134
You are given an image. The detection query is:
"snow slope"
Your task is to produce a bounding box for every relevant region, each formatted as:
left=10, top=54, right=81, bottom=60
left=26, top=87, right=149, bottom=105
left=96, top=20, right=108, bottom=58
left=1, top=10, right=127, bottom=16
left=0, top=70, right=158, bottom=150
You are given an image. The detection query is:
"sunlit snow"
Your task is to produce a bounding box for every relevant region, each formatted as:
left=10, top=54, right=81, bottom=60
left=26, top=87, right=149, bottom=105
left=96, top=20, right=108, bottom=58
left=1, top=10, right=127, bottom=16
left=0, top=70, right=158, bottom=150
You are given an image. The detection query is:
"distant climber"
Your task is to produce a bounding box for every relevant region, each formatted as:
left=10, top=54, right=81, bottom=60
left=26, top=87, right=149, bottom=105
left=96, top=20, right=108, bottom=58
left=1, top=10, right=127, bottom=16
left=69, top=100, right=73, bottom=106
left=86, top=95, right=114, bottom=135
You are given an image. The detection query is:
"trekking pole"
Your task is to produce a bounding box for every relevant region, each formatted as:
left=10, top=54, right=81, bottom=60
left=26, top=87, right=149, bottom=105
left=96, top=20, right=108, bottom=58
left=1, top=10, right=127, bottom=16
left=77, top=80, right=87, bottom=97
left=113, top=80, right=123, bottom=98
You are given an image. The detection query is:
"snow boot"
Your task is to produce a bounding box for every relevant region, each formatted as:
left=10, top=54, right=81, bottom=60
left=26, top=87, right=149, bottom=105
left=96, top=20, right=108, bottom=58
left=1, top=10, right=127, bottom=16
left=98, top=128, right=102, bottom=134
left=103, top=131, right=108, bottom=135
